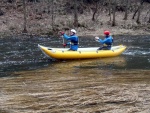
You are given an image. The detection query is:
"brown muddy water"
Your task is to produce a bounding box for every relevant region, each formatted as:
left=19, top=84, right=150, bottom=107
left=0, top=35, right=150, bottom=113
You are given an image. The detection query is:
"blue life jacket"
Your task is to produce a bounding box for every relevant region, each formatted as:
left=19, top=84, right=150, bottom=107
left=63, top=34, right=79, bottom=51
left=99, top=35, right=113, bottom=46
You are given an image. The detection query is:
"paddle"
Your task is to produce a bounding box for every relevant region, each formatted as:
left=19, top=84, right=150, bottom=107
left=61, top=35, right=67, bottom=48
left=59, top=31, right=66, bottom=48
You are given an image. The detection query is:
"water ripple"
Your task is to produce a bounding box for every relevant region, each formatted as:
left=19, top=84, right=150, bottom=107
left=0, top=35, right=150, bottom=76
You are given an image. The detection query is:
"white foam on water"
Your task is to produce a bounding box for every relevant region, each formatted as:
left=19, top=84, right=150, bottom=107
left=123, top=50, right=150, bottom=56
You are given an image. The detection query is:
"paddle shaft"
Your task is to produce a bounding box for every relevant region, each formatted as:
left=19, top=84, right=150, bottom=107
left=61, top=35, right=66, bottom=48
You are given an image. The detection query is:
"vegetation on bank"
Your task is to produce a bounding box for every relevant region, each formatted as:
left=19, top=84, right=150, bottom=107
left=0, top=0, right=150, bottom=36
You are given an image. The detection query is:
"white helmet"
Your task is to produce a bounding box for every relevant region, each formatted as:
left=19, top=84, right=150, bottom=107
left=71, top=29, right=76, bottom=34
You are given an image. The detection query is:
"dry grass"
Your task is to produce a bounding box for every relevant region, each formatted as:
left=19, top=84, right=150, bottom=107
left=0, top=1, right=150, bottom=37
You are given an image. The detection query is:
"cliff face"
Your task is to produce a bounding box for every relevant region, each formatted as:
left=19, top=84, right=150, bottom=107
left=0, top=0, right=150, bottom=36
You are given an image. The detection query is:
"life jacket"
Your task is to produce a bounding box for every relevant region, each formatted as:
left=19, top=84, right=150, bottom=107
left=70, top=35, right=78, bottom=45
left=103, top=36, right=113, bottom=46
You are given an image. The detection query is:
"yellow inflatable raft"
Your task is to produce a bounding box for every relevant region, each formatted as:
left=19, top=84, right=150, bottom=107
left=38, top=44, right=126, bottom=59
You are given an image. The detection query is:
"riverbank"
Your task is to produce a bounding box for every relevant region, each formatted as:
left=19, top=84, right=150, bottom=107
left=0, top=1, right=150, bottom=38
left=1, top=20, right=150, bottom=38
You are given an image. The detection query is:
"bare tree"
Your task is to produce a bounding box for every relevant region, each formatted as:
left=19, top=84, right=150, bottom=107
left=73, top=0, right=78, bottom=27
left=132, top=0, right=144, bottom=20
left=91, top=0, right=100, bottom=21
left=47, top=0, right=50, bottom=14
left=108, top=0, right=112, bottom=21
left=148, top=14, right=150, bottom=23
left=132, top=9, right=138, bottom=19
left=112, top=0, right=117, bottom=26
left=136, top=0, right=144, bottom=24
left=51, top=0, right=54, bottom=30
left=47, top=0, right=55, bottom=30
left=123, top=0, right=129, bottom=20
left=22, top=0, right=27, bottom=33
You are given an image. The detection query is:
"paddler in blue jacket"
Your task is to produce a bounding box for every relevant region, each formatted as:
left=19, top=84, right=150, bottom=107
left=95, top=30, right=113, bottom=50
left=60, top=29, right=79, bottom=51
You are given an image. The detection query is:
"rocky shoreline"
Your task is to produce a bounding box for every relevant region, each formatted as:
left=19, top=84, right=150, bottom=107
left=0, top=26, right=150, bottom=39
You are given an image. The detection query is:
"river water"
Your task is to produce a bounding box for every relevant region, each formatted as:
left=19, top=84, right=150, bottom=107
left=0, top=35, right=150, bottom=113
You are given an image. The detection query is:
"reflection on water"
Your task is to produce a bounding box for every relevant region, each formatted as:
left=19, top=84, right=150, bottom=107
left=52, top=57, right=126, bottom=74
left=0, top=62, right=150, bottom=113
left=0, top=35, right=150, bottom=77
left=0, top=35, right=150, bottom=113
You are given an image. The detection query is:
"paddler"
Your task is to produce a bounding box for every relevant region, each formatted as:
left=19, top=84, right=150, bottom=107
left=95, top=30, right=113, bottom=50
left=60, top=29, right=79, bottom=51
